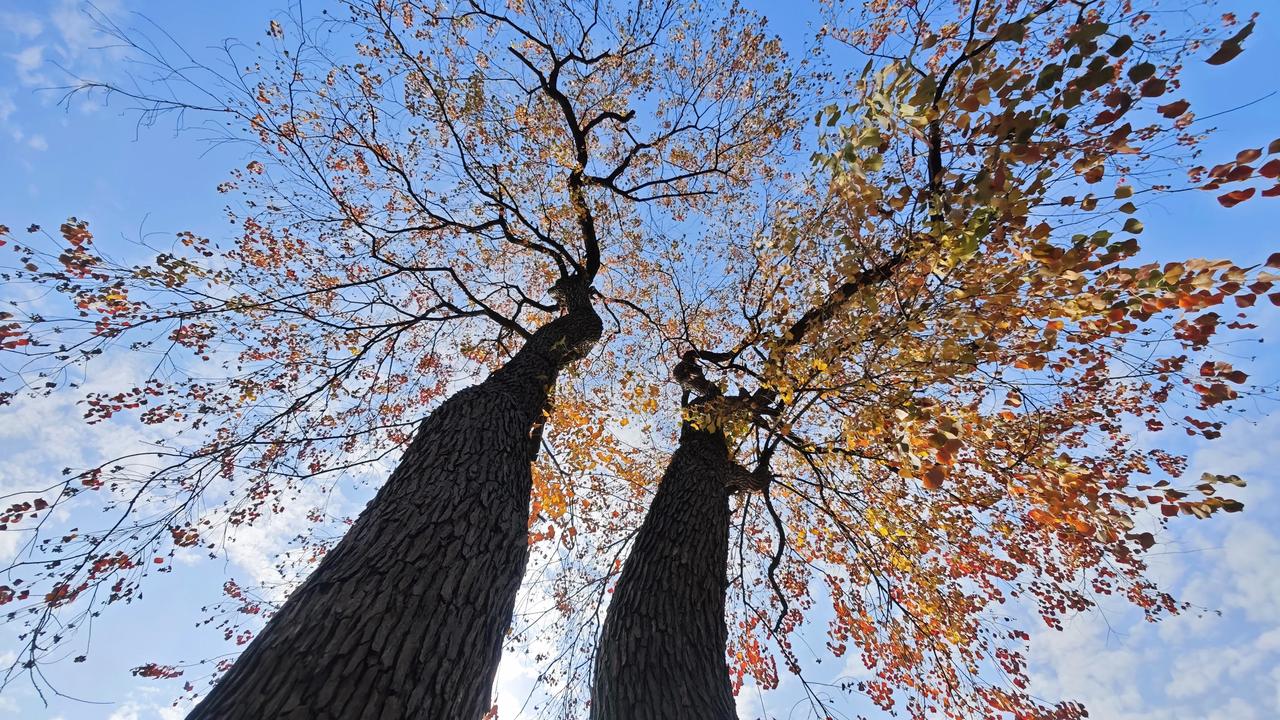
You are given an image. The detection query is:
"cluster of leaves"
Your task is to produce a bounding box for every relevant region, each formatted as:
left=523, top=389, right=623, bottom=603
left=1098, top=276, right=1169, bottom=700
left=1, top=0, right=1277, bottom=718
left=512, top=1, right=1278, bottom=717
left=1, top=0, right=798, bottom=700
left=711, top=3, right=1275, bottom=717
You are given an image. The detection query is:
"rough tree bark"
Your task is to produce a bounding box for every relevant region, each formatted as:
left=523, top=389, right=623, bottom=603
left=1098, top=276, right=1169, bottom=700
left=590, top=421, right=739, bottom=720
left=188, top=286, right=601, bottom=720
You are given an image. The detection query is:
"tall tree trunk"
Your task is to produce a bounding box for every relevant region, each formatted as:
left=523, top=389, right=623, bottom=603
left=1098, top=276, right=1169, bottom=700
left=189, top=299, right=602, bottom=720
left=590, top=422, right=738, bottom=720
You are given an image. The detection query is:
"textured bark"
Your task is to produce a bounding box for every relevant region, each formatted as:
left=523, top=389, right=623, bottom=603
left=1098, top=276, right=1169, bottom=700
left=188, top=302, right=601, bottom=720
left=590, top=423, right=738, bottom=720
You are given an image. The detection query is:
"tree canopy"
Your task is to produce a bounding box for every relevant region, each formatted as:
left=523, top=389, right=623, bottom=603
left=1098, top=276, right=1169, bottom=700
left=1, top=0, right=1277, bottom=718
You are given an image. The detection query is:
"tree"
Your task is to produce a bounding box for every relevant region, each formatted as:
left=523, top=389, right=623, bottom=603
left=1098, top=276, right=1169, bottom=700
left=1, top=1, right=1274, bottom=719
left=587, top=1, right=1277, bottom=718
left=589, top=390, right=759, bottom=720
left=1, top=1, right=793, bottom=716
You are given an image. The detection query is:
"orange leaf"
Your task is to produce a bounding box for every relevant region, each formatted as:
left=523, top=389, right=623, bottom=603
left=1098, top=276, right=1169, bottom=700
left=1238, top=148, right=1263, bottom=164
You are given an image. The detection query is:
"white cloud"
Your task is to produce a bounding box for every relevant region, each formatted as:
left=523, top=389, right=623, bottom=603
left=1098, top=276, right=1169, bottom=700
left=1216, top=521, right=1280, bottom=622
left=1, top=1, right=127, bottom=97
left=0, top=12, right=43, bottom=40
left=0, top=652, right=16, bottom=713
left=50, top=0, right=125, bottom=66
left=0, top=91, right=15, bottom=122
left=1029, top=618, right=1147, bottom=719
left=0, top=356, right=156, bottom=564
left=220, top=483, right=336, bottom=593
left=494, top=648, right=538, bottom=716
left=1027, top=411, right=1280, bottom=719
left=735, top=674, right=799, bottom=720
left=106, top=701, right=142, bottom=720
left=1185, top=412, right=1279, bottom=507
left=100, top=697, right=189, bottom=720
left=9, top=45, right=47, bottom=87
left=0, top=523, right=21, bottom=563
left=27, top=134, right=47, bottom=151
left=51, top=0, right=103, bottom=62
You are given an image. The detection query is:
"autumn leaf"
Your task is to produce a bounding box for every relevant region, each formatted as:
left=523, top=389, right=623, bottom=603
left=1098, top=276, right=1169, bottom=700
left=1206, top=21, right=1254, bottom=65
left=1157, top=99, right=1190, bottom=118
left=922, top=464, right=946, bottom=490
left=1217, top=188, right=1256, bottom=207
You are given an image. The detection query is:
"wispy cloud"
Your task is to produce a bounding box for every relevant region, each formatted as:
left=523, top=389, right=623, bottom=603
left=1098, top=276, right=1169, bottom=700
left=3, top=0, right=128, bottom=93
left=1028, top=412, right=1280, bottom=719
left=50, top=0, right=124, bottom=65
left=0, top=11, right=43, bottom=40
left=9, top=44, right=47, bottom=86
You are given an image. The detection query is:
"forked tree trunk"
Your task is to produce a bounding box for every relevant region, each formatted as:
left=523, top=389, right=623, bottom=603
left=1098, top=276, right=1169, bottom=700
left=590, top=423, right=738, bottom=720
left=189, top=301, right=601, bottom=720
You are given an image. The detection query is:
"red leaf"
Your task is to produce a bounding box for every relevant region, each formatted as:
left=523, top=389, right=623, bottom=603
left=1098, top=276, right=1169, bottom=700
left=1140, top=78, right=1167, bottom=97
left=1157, top=99, right=1189, bottom=118
left=1206, top=21, right=1254, bottom=65
left=1225, top=165, right=1253, bottom=182
left=1217, top=188, right=1255, bottom=207
left=923, top=464, right=945, bottom=490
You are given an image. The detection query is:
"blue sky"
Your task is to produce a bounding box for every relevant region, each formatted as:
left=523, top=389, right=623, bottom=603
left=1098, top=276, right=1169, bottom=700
left=1, top=1, right=1278, bottom=719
